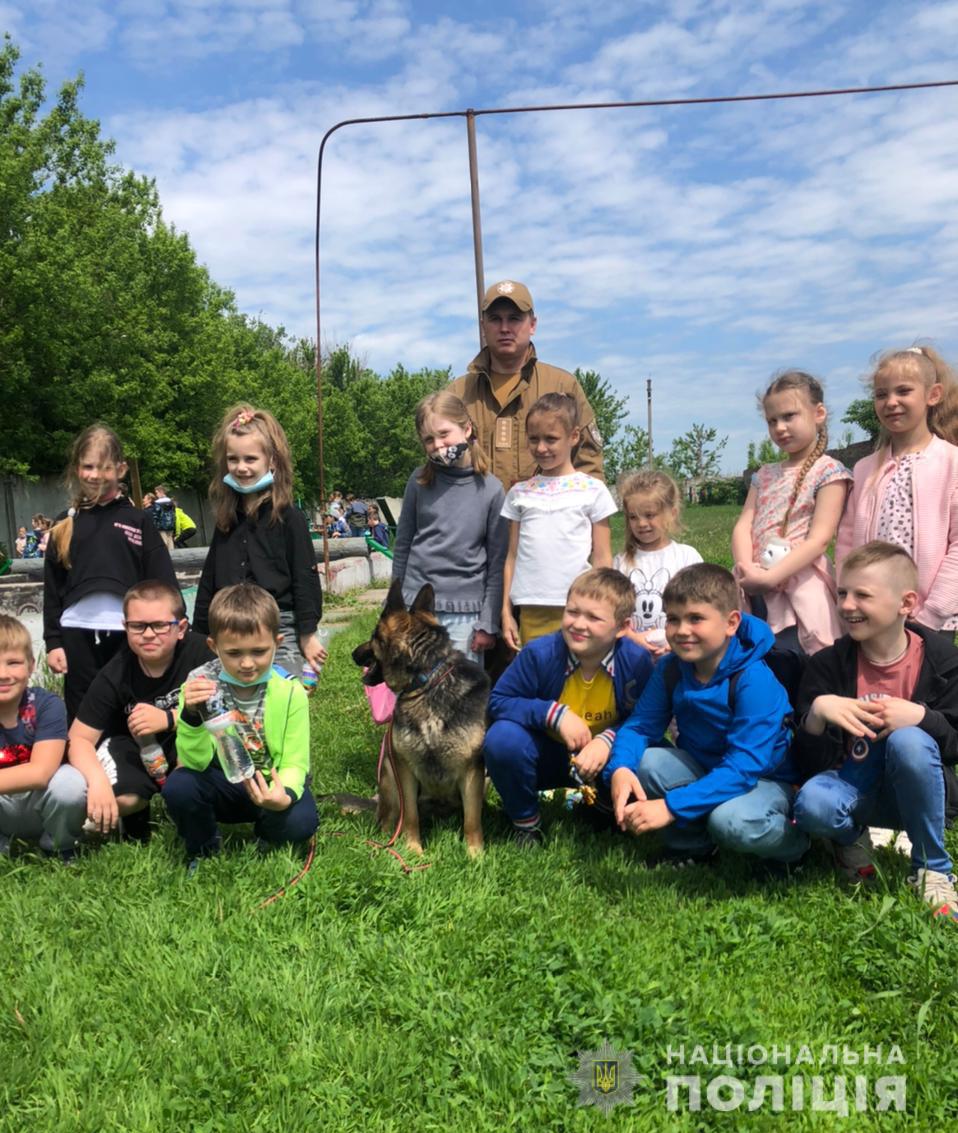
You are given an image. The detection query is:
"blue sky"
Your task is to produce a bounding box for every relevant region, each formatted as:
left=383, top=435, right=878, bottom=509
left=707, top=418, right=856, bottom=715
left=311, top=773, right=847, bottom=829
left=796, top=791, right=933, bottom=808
left=4, top=0, right=958, bottom=471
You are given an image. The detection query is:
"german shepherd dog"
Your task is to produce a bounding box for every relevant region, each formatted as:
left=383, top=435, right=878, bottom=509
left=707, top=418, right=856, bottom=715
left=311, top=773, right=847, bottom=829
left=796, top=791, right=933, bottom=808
left=352, top=580, right=490, bottom=856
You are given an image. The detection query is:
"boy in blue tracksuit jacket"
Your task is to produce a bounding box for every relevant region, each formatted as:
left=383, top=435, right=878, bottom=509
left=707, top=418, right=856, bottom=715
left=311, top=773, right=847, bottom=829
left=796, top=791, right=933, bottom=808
left=485, top=569, right=654, bottom=845
left=604, top=563, right=807, bottom=866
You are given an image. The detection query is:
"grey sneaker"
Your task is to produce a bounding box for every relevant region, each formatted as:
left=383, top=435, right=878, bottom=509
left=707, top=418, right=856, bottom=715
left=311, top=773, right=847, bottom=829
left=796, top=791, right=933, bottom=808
left=830, top=830, right=876, bottom=882
left=908, top=868, right=958, bottom=922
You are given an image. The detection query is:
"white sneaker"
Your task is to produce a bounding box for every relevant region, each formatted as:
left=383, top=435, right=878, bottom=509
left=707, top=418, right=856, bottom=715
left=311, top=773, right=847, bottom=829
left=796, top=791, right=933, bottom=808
left=908, top=868, right=958, bottom=922
left=868, top=827, right=912, bottom=857
left=830, top=829, right=876, bottom=882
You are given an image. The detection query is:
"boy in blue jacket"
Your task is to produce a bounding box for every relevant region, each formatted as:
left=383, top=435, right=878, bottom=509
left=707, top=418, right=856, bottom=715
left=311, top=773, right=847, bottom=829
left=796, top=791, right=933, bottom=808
left=485, top=568, right=654, bottom=845
left=605, top=562, right=807, bottom=867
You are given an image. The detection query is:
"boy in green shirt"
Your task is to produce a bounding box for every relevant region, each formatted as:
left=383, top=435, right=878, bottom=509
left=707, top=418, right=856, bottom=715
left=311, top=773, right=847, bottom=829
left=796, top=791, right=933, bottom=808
left=164, top=583, right=317, bottom=868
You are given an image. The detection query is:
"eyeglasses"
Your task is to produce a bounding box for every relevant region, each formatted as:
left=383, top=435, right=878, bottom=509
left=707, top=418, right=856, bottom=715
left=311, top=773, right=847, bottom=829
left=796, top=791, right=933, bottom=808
left=124, top=620, right=181, bottom=635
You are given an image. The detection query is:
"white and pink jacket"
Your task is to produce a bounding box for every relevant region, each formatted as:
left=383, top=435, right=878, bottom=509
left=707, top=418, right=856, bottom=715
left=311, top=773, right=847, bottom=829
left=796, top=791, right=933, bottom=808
left=836, top=435, right=958, bottom=630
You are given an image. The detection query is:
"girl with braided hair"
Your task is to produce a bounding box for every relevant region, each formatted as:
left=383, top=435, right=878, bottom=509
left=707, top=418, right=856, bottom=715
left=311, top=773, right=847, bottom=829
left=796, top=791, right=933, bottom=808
left=732, top=371, right=852, bottom=655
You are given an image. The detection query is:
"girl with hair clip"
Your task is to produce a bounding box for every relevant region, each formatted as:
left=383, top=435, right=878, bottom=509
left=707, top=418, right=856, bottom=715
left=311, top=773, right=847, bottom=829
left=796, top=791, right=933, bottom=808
left=614, top=468, right=702, bottom=656
left=732, top=371, right=852, bottom=656
left=43, top=424, right=178, bottom=720
left=193, top=405, right=325, bottom=678
left=836, top=345, right=958, bottom=639
left=391, top=390, right=508, bottom=664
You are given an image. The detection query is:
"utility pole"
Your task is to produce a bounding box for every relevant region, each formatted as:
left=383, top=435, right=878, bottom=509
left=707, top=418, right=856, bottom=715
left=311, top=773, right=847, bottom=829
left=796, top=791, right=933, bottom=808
left=646, top=378, right=653, bottom=467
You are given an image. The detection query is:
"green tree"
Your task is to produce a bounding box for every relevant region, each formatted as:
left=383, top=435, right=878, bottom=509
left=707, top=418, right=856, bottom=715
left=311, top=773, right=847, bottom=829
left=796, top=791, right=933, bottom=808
left=573, top=368, right=629, bottom=453
left=604, top=424, right=671, bottom=484
left=667, top=423, right=728, bottom=483
left=745, top=438, right=785, bottom=471
left=842, top=398, right=880, bottom=441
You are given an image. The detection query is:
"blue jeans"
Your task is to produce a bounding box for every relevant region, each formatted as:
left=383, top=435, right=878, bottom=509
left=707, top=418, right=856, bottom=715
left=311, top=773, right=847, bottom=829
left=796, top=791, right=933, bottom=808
left=484, top=720, right=578, bottom=823
left=793, top=726, right=951, bottom=874
left=163, top=766, right=319, bottom=857
left=638, top=746, right=808, bottom=862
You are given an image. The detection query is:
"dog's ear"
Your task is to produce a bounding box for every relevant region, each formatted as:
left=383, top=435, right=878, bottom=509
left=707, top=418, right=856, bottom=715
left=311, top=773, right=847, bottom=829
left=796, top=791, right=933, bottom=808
left=410, top=583, right=435, bottom=615
left=384, top=578, right=407, bottom=614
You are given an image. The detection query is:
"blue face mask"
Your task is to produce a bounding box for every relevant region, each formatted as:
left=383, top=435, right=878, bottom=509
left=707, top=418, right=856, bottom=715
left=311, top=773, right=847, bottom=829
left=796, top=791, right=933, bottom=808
left=218, top=658, right=276, bottom=688
left=223, top=471, right=274, bottom=495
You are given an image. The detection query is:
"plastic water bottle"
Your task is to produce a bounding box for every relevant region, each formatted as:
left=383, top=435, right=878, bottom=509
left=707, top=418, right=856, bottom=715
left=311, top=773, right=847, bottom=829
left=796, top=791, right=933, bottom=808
left=301, top=665, right=318, bottom=695
left=136, top=735, right=168, bottom=784
left=190, top=663, right=255, bottom=783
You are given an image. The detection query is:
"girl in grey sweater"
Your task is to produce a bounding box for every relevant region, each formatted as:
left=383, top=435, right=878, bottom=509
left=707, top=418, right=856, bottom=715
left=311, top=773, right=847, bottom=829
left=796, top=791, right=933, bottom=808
left=391, top=392, right=509, bottom=663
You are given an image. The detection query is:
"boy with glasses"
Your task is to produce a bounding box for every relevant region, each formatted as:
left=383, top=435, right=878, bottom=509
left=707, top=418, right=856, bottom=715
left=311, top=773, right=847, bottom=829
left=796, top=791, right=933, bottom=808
left=68, top=581, right=213, bottom=841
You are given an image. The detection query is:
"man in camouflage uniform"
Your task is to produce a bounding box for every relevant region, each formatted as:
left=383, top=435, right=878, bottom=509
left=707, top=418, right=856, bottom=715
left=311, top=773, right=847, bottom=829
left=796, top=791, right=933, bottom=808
left=449, top=280, right=604, bottom=486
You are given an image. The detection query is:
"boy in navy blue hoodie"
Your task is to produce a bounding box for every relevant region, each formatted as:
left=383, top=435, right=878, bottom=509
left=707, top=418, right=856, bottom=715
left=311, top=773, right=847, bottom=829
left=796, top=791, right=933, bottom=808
left=605, top=563, right=806, bottom=866
left=484, top=568, right=654, bottom=845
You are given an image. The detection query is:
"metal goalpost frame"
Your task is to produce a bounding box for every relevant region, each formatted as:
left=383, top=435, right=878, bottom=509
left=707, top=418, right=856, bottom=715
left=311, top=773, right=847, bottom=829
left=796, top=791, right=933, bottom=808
left=312, top=78, right=958, bottom=570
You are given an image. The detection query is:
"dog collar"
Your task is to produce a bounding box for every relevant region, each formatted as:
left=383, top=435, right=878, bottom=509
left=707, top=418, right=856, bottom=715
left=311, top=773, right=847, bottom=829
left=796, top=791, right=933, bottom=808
left=399, top=659, right=457, bottom=698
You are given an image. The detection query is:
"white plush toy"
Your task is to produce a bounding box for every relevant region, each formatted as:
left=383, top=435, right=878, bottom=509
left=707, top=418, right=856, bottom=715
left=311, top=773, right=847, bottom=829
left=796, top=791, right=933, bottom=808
left=760, top=537, right=790, bottom=567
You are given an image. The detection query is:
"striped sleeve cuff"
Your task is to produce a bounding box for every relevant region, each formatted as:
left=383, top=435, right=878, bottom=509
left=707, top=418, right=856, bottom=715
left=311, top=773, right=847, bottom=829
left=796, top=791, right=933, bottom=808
left=596, top=729, right=616, bottom=749
left=546, top=701, right=567, bottom=731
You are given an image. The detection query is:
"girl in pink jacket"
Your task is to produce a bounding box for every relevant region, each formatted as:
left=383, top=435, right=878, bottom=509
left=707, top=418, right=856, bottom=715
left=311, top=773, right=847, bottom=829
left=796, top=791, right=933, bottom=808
left=733, top=370, right=852, bottom=655
left=836, top=346, right=958, bottom=636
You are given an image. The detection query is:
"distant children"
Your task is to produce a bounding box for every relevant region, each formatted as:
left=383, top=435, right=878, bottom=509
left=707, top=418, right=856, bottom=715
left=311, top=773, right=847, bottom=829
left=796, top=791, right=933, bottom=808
left=792, top=542, right=958, bottom=921
left=15, top=527, right=27, bottom=557
left=194, top=404, right=325, bottom=680
left=837, top=346, right=958, bottom=638
left=605, top=563, right=807, bottom=869
left=165, top=583, right=318, bottom=868
left=67, top=581, right=213, bottom=842
left=391, top=391, right=508, bottom=664
left=172, top=501, right=198, bottom=547
left=613, top=469, right=702, bottom=656
left=367, top=505, right=389, bottom=548
left=485, top=569, right=653, bottom=845
left=150, top=486, right=177, bottom=552
left=501, top=393, right=616, bottom=649
left=733, top=370, right=851, bottom=655
left=0, top=615, right=86, bottom=861
left=43, top=425, right=178, bottom=721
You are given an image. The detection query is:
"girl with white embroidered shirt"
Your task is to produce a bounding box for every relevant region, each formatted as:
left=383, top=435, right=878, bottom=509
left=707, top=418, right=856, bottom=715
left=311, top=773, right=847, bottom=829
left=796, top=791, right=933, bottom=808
left=836, top=346, right=958, bottom=638
left=501, top=393, right=616, bottom=650
left=614, top=469, right=702, bottom=657
left=733, top=370, right=852, bottom=655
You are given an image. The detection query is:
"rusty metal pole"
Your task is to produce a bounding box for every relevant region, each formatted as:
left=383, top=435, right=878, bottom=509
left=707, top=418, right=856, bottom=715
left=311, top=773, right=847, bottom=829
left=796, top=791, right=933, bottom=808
left=466, top=110, right=486, bottom=349
left=646, top=378, right=653, bottom=468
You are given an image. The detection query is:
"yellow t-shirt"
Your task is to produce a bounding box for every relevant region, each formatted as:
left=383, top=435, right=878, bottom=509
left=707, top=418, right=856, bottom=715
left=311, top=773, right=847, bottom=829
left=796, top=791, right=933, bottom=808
left=558, top=667, right=617, bottom=737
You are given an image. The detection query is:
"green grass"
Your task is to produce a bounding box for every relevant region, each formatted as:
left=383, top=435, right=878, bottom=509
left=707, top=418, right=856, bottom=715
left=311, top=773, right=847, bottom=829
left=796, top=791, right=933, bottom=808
left=3, top=510, right=957, bottom=1130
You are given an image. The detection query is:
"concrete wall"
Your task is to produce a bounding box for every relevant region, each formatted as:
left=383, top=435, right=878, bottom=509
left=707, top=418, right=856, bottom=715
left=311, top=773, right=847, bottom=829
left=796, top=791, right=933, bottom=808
left=1, top=474, right=216, bottom=555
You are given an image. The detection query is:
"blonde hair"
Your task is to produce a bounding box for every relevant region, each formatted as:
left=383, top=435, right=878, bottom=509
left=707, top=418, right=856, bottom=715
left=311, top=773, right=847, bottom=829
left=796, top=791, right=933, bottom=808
left=50, top=424, right=127, bottom=570
left=123, top=580, right=186, bottom=620
left=209, top=404, right=294, bottom=532
left=414, top=391, right=490, bottom=487
left=870, top=345, right=958, bottom=450
left=762, top=370, right=828, bottom=536
left=208, top=582, right=280, bottom=639
left=0, top=615, right=34, bottom=665
left=618, top=469, right=682, bottom=561
left=567, top=568, right=635, bottom=626
left=841, top=540, right=918, bottom=593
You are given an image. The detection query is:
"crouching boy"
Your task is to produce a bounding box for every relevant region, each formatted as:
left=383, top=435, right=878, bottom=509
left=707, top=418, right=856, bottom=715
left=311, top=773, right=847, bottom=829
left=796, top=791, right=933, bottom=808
left=164, top=583, right=318, bottom=868
left=0, top=615, right=86, bottom=860
left=68, top=581, right=212, bottom=841
left=484, top=569, right=654, bottom=845
left=792, top=542, right=958, bottom=921
left=605, top=563, right=807, bottom=868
